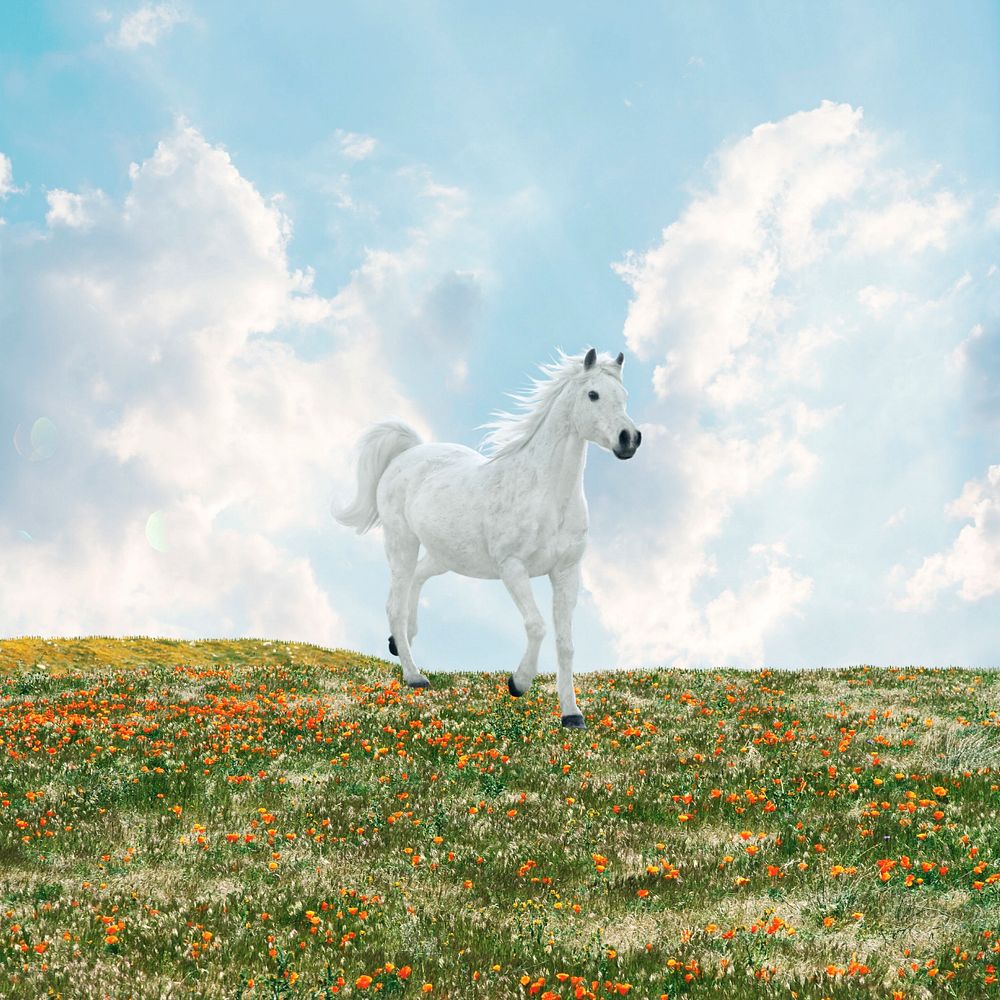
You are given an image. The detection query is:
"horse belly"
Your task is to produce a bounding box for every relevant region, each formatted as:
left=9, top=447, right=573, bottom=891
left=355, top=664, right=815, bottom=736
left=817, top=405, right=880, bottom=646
left=406, top=465, right=498, bottom=579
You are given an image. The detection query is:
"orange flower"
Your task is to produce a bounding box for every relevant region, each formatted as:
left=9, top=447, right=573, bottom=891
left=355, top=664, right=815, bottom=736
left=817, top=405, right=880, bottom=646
left=356, top=974, right=373, bottom=989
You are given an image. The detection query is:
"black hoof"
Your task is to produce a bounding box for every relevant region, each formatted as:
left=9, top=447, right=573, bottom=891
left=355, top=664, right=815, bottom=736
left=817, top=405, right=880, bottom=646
left=388, top=635, right=398, bottom=656
left=561, top=714, right=587, bottom=729
left=507, top=675, right=525, bottom=698
left=406, top=678, right=430, bottom=689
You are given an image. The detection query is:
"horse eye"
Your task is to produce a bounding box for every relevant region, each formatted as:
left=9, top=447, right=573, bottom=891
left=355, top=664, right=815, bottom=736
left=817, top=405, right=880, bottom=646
left=588, top=390, right=599, bottom=401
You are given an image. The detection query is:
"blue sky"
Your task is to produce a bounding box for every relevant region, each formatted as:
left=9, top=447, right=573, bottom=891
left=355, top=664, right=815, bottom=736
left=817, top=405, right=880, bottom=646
left=1, top=2, right=998, bottom=672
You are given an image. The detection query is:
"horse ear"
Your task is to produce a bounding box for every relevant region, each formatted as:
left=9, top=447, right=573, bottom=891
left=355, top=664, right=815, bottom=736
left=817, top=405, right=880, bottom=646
left=584, top=348, right=597, bottom=370
left=616, top=352, right=624, bottom=366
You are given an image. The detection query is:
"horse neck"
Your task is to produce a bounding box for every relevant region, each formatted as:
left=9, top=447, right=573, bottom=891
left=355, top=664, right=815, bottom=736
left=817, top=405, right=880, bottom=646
left=509, top=389, right=587, bottom=511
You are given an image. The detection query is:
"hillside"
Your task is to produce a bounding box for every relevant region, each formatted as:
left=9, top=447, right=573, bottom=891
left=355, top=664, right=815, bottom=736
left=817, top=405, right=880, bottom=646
left=0, top=638, right=997, bottom=998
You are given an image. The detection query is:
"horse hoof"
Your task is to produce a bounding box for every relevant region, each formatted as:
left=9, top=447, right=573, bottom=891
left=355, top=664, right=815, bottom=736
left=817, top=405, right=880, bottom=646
left=561, top=714, right=587, bottom=729
left=388, top=635, right=398, bottom=656
left=508, top=675, right=525, bottom=698
left=406, top=677, right=430, bottom=689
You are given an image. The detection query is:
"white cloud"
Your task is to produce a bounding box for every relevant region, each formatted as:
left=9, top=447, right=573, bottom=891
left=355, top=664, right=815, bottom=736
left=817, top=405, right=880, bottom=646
left=583, top=420, right=816, bottom=667
left=845, top=190, right=967, bottom=256
left=614, top=101, right=870, bottom=398
left=0, top=119, right=451, bottom=643
left=108, top=4, right=187, bottom=48
left=896, top=465, right=1000, bottom=611
left=0, top=153, right=18, bottom=199
left=3, top=502, right=338, bottom=640
left=335, top=130, right=378, bottom=162
left=857, top=284, right=901, bottom=317
left=584, top=528, right=812, bottom=668
left=45, top=188, right=108, bottom=228
left=949, top=323, right=985, bottom=371
left=952, top=271, right=973, bottom=294
left=597, top=100, right=980, bottom=667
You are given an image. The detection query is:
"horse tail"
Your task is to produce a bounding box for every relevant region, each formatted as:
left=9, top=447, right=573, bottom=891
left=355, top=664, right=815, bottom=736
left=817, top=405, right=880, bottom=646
left=332, top=420, right=423, bottom=534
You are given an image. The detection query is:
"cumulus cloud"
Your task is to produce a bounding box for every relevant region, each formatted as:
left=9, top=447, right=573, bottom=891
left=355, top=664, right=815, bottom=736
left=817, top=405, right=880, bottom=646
left=0, top=119, right=447, bottom=643
left=845, top=190, right=966, bottom=256
left=45, top=188, right=108, bottom=228
left=896, top=465, right=1000, bottom=610
left=582, top=422, right=814, bottom=667
left=107, top=4, right=187, bottom=49
left=591, top=100, right=982, bottom=667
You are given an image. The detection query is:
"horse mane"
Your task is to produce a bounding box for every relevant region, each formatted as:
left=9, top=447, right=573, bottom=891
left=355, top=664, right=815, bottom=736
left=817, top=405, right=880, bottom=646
left=476, top=349, right=622, bottom=462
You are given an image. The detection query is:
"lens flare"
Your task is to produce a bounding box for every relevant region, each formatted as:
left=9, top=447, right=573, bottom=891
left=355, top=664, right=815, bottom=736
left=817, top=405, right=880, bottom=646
left=18, top=530, right=32, bottom=542
left=12, top=424, right=30, bottom=456
left=145, top=511, right=169, bottom=553
left=13, top=417, right=58, bottom=461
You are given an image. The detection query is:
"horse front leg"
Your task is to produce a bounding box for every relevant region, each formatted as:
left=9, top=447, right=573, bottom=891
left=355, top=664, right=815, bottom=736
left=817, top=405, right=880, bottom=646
left=550, top=561, right=585, bottom=728
left=500, top=558, right=545, bottom=699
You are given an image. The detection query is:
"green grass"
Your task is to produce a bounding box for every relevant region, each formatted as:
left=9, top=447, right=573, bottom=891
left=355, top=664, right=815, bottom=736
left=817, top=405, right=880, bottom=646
left=0, top=637, right=997, bottom=998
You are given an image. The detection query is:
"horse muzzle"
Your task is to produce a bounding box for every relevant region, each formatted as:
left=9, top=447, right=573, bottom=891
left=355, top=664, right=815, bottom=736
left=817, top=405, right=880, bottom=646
left=613, top=427, right=641, bottom=459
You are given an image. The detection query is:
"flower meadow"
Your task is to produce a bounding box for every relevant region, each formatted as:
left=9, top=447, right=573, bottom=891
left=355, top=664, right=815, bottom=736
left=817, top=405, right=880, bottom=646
left=0, top=638, right=997, bottom=999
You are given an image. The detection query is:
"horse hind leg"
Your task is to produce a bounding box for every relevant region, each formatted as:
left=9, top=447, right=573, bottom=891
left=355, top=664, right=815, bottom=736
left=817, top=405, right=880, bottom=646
left=405, top=554, right=446, bottom=647
left=383, top=528, right=429, bottom=688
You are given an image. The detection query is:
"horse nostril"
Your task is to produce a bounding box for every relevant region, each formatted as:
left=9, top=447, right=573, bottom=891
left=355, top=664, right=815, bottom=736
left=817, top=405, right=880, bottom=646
left=619, top=429, right=631, bottom=448
left=635, top=429, right=642, bottom=447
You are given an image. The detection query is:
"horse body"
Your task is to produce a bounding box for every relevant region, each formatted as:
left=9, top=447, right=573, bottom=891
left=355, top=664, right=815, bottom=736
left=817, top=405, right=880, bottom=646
left=380, top=432, right=587, bottom=581
left=334, top=348, right=640, bottom=728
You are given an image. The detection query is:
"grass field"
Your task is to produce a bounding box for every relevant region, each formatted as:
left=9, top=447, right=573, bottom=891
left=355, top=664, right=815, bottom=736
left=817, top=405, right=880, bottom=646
left=0, top=638, right=997, bottom=999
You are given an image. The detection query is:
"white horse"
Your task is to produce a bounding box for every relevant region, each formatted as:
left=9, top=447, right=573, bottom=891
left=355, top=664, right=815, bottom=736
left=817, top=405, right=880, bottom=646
left=332, top=348, right=641, bottom=728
